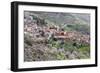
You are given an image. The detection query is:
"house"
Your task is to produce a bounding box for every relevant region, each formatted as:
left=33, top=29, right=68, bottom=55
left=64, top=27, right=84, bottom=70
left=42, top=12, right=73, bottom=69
left=54, top=31, right=75, bottom=39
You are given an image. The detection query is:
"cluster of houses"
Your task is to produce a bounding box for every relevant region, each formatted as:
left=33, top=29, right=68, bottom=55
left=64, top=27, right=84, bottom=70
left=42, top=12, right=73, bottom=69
left=24, top=20, right=90, bottom=45
left=24, top=12, right=90, bottom=45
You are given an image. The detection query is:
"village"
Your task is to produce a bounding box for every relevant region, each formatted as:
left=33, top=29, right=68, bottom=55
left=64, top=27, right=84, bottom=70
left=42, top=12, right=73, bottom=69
left=24, top=12, right=90, bottom=61
left=24, top=16, right=90, bottom=45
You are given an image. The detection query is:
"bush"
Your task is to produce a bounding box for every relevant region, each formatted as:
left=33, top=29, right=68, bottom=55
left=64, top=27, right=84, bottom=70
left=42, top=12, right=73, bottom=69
left=56, top=52, right=66, bottom=60
left=78, top=45, right=90, bottom=59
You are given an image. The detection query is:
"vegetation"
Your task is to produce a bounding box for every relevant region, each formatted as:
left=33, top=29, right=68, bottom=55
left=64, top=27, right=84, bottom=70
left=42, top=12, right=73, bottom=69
left=66, top=23, right=90, bottom=34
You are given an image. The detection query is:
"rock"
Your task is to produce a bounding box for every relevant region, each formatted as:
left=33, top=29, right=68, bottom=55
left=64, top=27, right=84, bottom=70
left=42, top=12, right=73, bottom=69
left=68, top=53, right=77, bottom=59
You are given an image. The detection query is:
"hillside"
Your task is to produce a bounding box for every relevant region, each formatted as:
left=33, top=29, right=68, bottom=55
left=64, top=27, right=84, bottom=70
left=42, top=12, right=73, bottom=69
left=24, top=11, right=90, bottom=61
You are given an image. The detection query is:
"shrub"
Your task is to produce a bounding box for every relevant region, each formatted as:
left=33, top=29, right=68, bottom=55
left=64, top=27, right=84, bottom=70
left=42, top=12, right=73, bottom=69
left=56, top=52, right=66, bottom=60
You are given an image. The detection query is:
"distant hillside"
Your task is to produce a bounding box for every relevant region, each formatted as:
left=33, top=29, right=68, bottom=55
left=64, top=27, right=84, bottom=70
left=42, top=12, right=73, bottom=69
left=25, top=11, right=90, bottom=25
